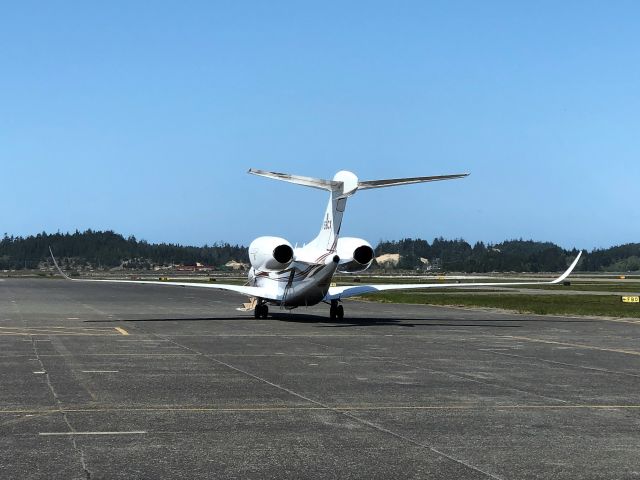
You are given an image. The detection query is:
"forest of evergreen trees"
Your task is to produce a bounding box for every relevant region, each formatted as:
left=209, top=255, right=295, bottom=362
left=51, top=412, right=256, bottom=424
left=0, top=230, right=247, bottom=270
left=1, top=230, right=638, bottom=273
left=374, top=238, right=640, bottom=273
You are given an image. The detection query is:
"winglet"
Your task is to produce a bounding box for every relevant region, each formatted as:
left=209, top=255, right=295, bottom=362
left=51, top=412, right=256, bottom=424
left=49, top=246, right=72, bottom=280
left=550, top=251, right=583, bottom=284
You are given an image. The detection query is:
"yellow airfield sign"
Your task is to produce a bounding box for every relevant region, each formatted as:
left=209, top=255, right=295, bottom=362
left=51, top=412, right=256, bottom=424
left=621, top=296, right=640, bottom=303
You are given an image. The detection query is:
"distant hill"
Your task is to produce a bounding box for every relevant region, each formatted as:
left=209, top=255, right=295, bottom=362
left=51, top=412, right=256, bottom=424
left=1, top=231, right=638, bottom=273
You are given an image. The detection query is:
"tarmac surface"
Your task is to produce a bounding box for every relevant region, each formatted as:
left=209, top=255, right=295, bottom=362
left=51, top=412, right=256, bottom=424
left=1, top=278, right=640, bottom=479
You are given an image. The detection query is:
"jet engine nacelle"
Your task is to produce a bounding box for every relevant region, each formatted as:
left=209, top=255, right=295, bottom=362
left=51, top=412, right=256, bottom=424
left=336, top=237, right=375, bottom=273
left=248, top=236, right=294, bottom=272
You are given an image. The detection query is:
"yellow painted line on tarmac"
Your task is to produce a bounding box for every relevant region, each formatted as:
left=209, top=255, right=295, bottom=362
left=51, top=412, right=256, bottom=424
left=40, top=431, right=147, bottom=436
left=502, top=335, right=640, bottom=356
left=336, top=404, right=640, bottom=411
left=114, top=327, right=129, bottom=336
left=0, top=352, right=232, bottom=358
left=33, top=353, right=200, bottom=357
left=2, top=404, right=640, bottom=415
left=0, top=333, right=119, bottom=337
left=0, top=326, right=122, bottom=336
left=0, top=411, right=55, bottom=428
left=0, top=326, right=110, bottom=331
left=0, top=409, right=60, bottom=414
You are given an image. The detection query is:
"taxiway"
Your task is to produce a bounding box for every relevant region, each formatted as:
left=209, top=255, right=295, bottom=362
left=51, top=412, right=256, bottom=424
left=1, top=279, right=639, bottom=479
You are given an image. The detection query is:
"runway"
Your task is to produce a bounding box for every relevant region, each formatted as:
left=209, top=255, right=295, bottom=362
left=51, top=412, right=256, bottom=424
left=1, top=278, right=639, bottom=479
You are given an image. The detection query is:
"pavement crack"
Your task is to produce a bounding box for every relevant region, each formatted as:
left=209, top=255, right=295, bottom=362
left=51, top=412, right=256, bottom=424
left=381, top=356, right=570, bottom=404
left=307, top=339, right=571, bottom=405
left=142, top=332, right=502, bottom=480
left=30, top=338, right=92, bottom=480
left=483, top=349, right=640, bottom=379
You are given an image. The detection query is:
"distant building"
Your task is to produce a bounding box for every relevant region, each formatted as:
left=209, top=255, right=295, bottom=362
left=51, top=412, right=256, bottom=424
left=176, top=262, right=214, bottom=272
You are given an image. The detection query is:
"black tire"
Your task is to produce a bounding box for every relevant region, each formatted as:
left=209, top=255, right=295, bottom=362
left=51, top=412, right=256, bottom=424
left=261, top=305, right=269, bottom=319
left=254, top=306, right=261, bottom=319
left=337, top=304, right=344, bottom=320
left=329, top=305, right=337, bottom=319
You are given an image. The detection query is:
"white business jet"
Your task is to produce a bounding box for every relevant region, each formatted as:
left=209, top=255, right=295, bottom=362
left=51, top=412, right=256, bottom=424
left=50, top=169, right=582, bottom=320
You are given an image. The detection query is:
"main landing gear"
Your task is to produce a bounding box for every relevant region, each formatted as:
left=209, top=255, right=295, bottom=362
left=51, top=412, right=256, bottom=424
left=254, top=302, right=269, bottom=319
left=329, top=300, right=344, bottom=320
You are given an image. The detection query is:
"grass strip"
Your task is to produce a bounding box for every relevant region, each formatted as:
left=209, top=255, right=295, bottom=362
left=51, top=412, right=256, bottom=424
left=361, top=292, right=640, bottom=318
left=499, top=283, right=640, bottom=293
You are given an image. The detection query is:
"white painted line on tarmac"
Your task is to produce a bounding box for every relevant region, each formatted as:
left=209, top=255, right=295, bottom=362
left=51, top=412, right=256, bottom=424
left=117, top=339, right=160, bottom=342
left=81, top=370, right=119, bottom=373
left=33, top=371, right=46, bottom=374
left=67, top=317, right=80, bottom=320
left=39, top=431, right=147, bottom=436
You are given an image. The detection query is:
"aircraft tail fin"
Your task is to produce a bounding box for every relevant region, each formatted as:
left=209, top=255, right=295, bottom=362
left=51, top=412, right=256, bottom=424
left=248, top=169, right=470, bottom=192
left=248, top=168, right=470, bottom=252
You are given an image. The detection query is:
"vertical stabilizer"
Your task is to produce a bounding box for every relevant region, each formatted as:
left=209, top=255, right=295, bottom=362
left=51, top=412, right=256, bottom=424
left=307, top=171, right=359, bottom=252
left=309, top=192, right=346, bottom=251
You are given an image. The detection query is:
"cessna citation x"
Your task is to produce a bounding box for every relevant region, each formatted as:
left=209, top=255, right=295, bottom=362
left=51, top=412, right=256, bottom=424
left=51, top=168, right=582, bottom=320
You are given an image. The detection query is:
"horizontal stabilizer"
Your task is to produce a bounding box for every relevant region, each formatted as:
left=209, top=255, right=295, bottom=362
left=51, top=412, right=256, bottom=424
left=358, top=173, right=469, bottom=190
left=248, top=169, right=341, bottom=191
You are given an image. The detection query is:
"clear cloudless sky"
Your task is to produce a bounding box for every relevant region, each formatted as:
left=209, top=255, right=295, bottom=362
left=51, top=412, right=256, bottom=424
left=1, top=1, right=638, bottom=250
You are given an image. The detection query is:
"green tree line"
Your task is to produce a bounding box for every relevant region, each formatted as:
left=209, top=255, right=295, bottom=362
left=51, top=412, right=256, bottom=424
left=374, top=238, right=640, bottom=273
left=0, top=230, right=248, bottom=270
left=1, top=231, right=638, bottom=272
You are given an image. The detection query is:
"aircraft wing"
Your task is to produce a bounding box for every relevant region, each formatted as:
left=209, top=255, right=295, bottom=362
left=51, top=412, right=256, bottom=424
left=325, top=252, right=582, bottom=300
left=49, top=248, right=275, bottom=300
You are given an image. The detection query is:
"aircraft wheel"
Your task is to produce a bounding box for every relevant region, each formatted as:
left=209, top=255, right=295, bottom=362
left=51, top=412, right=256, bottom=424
left=255, top=304, right=268, bottom=319
left=329, top=305, right=337, bottom=319
left=337, top=304, right=344, bottom=320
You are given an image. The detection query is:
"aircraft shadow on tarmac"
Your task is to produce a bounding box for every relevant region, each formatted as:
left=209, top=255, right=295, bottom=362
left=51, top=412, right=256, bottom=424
left=83, top=313, right=592, bottom=328
left=271, top=313, right=555, bottom=328
left=82, top=314, right=509, bottom=327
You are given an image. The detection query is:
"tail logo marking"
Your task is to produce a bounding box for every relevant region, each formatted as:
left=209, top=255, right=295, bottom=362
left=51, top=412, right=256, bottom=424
left=323, top=214, right=332, bottom=231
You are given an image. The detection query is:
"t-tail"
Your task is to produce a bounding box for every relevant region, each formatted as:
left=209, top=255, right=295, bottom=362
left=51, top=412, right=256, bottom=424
left=248, top=168, right=470, bottom=252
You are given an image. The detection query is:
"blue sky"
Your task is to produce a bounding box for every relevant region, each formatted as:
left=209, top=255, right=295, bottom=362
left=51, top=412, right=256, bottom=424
left=2, top=1, right=638, bottom=250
